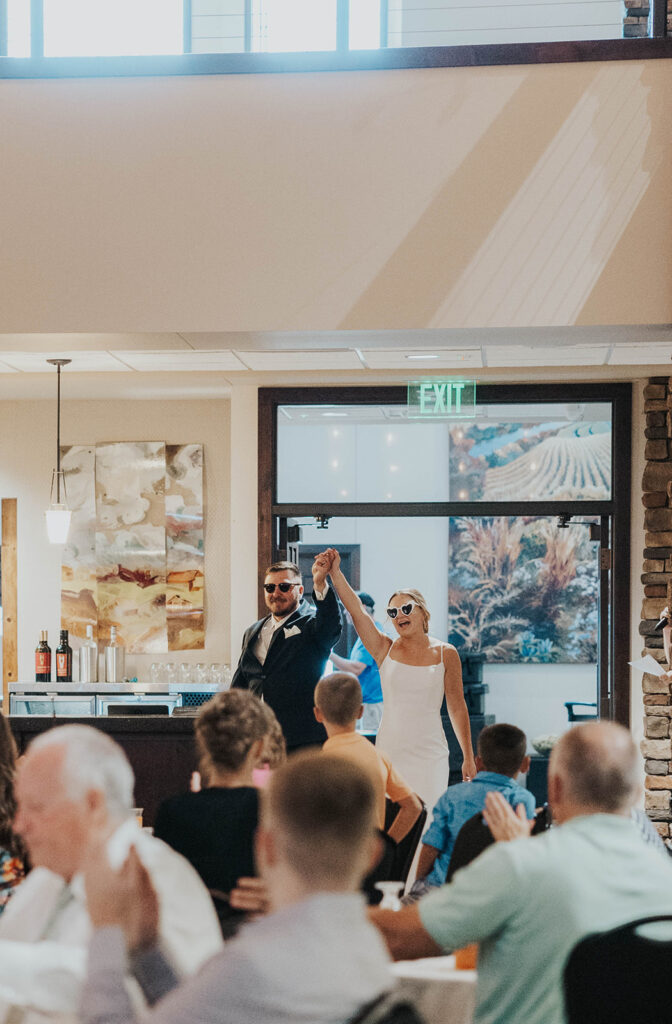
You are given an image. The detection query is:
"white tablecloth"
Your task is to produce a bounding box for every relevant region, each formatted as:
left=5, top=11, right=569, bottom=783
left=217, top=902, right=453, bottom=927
left=393, top=956, right=476, bottom=1024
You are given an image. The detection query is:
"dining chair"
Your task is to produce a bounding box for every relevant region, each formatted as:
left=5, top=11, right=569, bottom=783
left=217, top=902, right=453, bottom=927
left=563, top=914, right=672, bottom=1023
left=348, top=990, right=427, bottom=1024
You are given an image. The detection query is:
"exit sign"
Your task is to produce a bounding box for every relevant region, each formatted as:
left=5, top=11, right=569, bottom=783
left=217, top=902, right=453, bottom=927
left=407, top=380, right=477, bottom=419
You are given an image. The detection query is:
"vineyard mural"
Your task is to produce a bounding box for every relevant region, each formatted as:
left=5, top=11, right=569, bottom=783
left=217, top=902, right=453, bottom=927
left=449, top=418, right=611, bottom=502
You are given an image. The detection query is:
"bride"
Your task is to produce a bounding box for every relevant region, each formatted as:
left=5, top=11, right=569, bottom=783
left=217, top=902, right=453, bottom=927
left=325, top=549, right=476, bottom=812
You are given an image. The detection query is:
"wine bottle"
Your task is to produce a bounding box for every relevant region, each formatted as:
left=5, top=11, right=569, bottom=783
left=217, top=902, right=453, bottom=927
left=79, top=624, right=98, bottom=683
left=35, top=631, right=52, bottom=682
left=105, top=626, right=125, bottom=683
left=56, top=629, right=73, bottom=683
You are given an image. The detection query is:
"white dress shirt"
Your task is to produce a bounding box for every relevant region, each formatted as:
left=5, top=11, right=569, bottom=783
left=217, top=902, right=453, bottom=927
left=253, top=585, right=328, bottom=665
left=0, top=820, right=222, bottom=1024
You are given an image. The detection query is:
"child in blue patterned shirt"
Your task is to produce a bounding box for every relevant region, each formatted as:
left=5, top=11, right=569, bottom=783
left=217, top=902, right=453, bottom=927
left=409, top=723, right=535, bottom=898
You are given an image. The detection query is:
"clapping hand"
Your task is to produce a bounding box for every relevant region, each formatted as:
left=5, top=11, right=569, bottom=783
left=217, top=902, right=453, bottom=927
left=229, top=877, right=270, bottom=918
left=482, top=791, right=534, bottom=843
left=84, top=837, right=160, bottom=952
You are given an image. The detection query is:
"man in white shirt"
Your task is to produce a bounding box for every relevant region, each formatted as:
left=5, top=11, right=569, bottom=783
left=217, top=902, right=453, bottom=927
left=231, top=552, right=341, bottom=750
left=0, top=725, right=222, bottom=1024
left=80, top=752, right=393, bottom=1024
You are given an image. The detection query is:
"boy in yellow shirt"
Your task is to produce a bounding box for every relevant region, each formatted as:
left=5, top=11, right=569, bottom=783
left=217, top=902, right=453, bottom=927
left=314, top=672, right=422, bottom=843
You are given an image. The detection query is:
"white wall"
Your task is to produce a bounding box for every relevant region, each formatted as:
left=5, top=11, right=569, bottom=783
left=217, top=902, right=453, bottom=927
left=0, top=398, right=231, bottom=682
left=484, top=663, right=597, bottom=751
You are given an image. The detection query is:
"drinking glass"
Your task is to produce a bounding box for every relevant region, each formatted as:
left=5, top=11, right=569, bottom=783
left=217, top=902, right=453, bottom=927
left=180, top=663, right=193, bottom=685
left=374, top=882, right=404, bottom=911
left=165, top=663, right=177, bottom=685
left=196, top=663, right=208, bottom=687
left=150, top=663, right=161, bottom=684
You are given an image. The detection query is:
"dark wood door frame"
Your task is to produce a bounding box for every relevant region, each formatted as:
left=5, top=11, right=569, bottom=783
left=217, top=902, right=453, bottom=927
left=258, top=382, right=632, bottom=726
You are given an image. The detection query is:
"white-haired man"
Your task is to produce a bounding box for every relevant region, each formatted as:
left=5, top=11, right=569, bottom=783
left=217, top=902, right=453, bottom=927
left=79, top=752, right=393, bottom=1024
left=371, top=721, right=672, bottom=1024
left=0, top=725, right=222, bottom=1024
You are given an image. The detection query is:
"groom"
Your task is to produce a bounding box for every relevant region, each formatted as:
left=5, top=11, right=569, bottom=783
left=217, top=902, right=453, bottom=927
left=232, top=552, right=342, bottom=751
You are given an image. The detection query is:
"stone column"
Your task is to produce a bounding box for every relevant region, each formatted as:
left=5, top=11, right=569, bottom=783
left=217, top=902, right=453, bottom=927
left=641, top=377, right=672, bottom=839
left=622, top=0, right=651, bottom=36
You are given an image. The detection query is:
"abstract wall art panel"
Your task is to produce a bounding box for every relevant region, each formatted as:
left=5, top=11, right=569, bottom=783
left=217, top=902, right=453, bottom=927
left=61, top=441, right=205, bottom=652
left=61, top=445, right=97, bottom=640
left=165, top=444, right=205, bottom=651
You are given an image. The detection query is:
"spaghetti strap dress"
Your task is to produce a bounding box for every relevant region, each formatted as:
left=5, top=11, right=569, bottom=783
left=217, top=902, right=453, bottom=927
left=375, top=649, right=449, bottom=813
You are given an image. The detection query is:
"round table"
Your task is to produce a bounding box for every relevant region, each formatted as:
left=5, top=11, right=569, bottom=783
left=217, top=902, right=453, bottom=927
left=393, top=955, right=476, bottom=1024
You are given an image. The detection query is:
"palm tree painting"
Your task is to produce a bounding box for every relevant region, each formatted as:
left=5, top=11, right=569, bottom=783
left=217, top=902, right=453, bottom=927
left=447, top=517, right=598, bottom=663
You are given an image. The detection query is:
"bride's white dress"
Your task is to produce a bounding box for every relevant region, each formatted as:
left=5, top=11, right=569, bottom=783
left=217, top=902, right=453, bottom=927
left=375, top=648, right=449, bottom=813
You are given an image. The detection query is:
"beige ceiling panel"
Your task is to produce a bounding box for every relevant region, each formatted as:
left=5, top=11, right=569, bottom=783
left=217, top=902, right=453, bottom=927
left=112, top=350, right=248, bottom=371
left=362, top=349, right=482, bottom=369
left=485, top=346, right=610, bottom=367
left=608, top=344, right=672, bottom=365
left=0, top=351, right=131, bottom=372
left=235, top=350, right=364, bottom=371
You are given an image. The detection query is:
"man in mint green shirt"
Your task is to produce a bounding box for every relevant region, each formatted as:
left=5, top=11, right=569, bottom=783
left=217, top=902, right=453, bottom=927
left=371, top=722, right=672, bottom=1024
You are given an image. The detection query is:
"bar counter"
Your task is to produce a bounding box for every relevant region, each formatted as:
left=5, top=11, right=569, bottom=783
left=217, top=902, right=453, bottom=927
left=9, top=715, right=198, bottom=827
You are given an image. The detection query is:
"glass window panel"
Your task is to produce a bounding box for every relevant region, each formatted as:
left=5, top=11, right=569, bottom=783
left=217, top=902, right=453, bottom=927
left=251, top=0, right=337, bottom=53
left=7, top=0, right=31, bottom=56
left=43, top=0, right=183, bottom=57
left=349, top=0, right=380, bottom=50
left=277, top=402, right=612, bottom=503
left=289, top=513, right=598, bottom=747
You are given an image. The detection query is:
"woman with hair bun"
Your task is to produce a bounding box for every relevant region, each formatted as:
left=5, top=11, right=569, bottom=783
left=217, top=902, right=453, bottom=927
left=154, top=690, right=284, bottom=935
left=325, top=549, right=476, bottom=815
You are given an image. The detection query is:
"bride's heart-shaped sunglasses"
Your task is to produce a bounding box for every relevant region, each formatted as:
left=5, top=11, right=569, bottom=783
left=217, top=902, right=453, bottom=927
left=386, top=601, right=417, bottom=619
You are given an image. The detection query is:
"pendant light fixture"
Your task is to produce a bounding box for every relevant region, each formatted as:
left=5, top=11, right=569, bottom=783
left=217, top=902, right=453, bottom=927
left=45, top=358, right=72, bottom=544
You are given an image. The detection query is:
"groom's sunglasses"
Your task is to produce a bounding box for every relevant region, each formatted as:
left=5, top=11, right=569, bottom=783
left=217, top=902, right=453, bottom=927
left=264, top=582, right=301, bottom=593
left=386, top=601, right=417, bottom=619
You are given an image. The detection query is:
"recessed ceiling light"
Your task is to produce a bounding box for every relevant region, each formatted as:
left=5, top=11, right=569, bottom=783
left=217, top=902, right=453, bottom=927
left=405, top=354, right=440, bottom=361
left=322, top=412, right=348, bottom=418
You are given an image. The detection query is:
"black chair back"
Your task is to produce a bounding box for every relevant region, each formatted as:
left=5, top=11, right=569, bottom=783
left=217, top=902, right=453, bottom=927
left=383, top=797, right=428, bottom=884
left=363, top=798, right=427, bottom=904
left=348, top=991, right=427, bottom=1024
left=564, top=914, right=672, bottom=1024
left=447, top=804, right=550, bottom=882
left=446, top=812, right=494, bottom=882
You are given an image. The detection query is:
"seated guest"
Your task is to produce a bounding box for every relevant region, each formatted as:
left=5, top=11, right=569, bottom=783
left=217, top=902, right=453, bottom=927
left=0, top=712, right=26, bottom=914
left=371, top=721, right=672, bottom=1024
left=0, top=725, right=222, bottom=1024
left=80, top=753, right=393, bottom=1024
left=154, top=690, right=282, bottom=935
left=252, top=703, right=287, bottom=788
left=314, top=672, right=422, bottom=843
left=409, top=723, right=535, bottom=898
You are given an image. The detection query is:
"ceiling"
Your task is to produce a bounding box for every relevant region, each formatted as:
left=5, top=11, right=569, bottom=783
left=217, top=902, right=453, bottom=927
left=0, top=325, right=669, bottom=399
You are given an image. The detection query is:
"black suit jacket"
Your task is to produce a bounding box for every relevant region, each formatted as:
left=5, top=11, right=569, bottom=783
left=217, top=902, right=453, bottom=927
left=231, top=588, right=342, bottom=750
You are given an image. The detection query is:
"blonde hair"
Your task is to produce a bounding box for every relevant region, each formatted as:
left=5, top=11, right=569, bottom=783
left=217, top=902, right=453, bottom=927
left=388, top=588, right=431, bottom=633
left=196, top=690, right=270, bottom=776
left=315, top=673, right=362, bottom=727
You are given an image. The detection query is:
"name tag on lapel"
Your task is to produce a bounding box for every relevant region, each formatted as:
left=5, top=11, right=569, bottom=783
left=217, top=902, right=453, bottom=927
left=284, top=625, right=301, bottom=639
